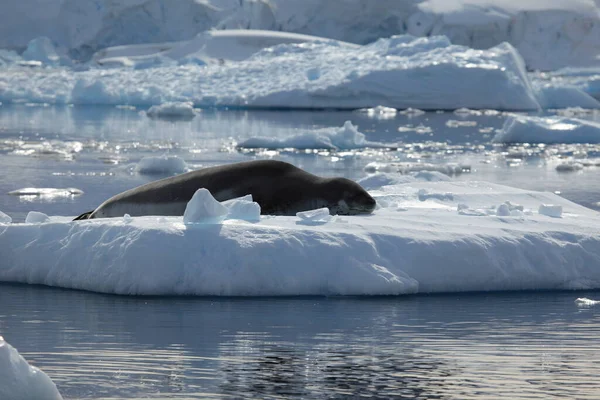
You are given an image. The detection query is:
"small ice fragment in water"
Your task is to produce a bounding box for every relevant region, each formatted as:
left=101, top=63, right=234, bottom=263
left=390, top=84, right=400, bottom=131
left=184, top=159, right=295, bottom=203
left=446, top=120, right=477, bottom=128
left=25, top=211, right=50, bottom=223
left=123, top=214, right=132, bottom=223
left=575, top=298, right=600, bottom=306
left=538, top=204, right=563, bottom=218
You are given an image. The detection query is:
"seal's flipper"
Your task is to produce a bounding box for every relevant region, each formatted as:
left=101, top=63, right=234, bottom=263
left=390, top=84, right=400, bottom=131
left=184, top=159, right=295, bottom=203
left=73, top=211, right=93, bottom=221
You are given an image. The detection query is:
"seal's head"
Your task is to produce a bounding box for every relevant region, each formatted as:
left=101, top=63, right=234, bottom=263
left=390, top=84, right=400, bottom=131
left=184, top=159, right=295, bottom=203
left=321, top=177, right=376, bottom=215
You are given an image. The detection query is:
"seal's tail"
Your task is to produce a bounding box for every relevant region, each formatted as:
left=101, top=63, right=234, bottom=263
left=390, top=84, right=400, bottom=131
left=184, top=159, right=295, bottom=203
left=73, top=211, right=93, bottom=221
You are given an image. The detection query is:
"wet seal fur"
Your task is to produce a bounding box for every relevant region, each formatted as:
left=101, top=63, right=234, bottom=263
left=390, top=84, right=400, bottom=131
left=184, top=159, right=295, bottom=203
left=74, top=160, right=376, bottom=219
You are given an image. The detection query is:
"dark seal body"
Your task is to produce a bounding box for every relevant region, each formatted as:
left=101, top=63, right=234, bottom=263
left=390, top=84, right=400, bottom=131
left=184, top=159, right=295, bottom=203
left=75, top=160, right=376, bottom=219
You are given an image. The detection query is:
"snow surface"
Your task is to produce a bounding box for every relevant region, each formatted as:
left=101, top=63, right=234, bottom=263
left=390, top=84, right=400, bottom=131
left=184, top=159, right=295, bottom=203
left=1, top=180, right=600, bottom=296
left=0, top=336, right=63, bottom=400
left=493, top=115, right=600, bottom=144
left=1, top=29, right=599, bottom=110
left=0, top=34, right=556, bottom=110
left=1, top=0, right=599, bottom=71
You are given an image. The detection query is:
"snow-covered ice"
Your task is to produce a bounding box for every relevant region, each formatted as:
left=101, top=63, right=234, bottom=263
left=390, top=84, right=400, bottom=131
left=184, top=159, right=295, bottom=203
left=1, top=180, right=600, bottom=296
left=1, top=26, right=598, bottom=110
left=2, top=0, right=600, bottom=71
left=493, top=116, right=600, bottom=144
left=0, top=34, right=560, bottom=110
left=0, top=336, right=63, bottom=400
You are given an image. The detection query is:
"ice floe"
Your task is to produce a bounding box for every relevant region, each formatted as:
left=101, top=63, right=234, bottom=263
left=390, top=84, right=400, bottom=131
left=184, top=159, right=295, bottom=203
left=1, top=180, right=600, bottom=296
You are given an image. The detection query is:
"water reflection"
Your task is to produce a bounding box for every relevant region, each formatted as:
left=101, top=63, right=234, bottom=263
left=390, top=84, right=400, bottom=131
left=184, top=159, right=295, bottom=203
left=1, top=285, right=600, bottom=399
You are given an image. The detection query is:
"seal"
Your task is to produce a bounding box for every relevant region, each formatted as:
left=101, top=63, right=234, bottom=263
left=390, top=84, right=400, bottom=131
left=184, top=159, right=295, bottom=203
left=74, top=160, right=376, bottom=219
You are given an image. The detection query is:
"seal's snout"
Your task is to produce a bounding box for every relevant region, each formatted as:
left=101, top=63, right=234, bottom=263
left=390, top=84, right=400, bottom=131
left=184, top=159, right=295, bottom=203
left=348, top=191, right=376, bottom=214
left=364, top=194, right=377, bottom=212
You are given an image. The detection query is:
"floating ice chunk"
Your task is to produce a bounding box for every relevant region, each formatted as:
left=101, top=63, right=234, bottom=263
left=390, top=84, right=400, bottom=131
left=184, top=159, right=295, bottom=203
left=296, top=207, right=333, bottom=224
left=222, top=195, right=261, bottom=222
left=538, top=204, right=563, bottom=218
left=0, top=336, right=63, bottom=400
left=556, top=162, right=584, bottom=172
left=493, top=116, right=600, bottom=144
left=575, top=298, right=600, bottom=307
left=454, top=108, right=482, bottom=116
left=399, top=108, right=426, bottom=117
left=25, top=211, right=50, bottom=224
left=135, top=156, right=188, bottom=175
left=357, top=105, right=397, bottom=119
left=183, top=189, right=229, bottom=224
left=8, top=188, right=83, bottom=197
left=238, top=120, right=381, bottom=150
left=446, top=120, right=477, bottom=128
left=0, top=211, right=12, bottom=224
left=146, top=102, right=196, bottom=120
left=123, top=214, right=133, bottom=223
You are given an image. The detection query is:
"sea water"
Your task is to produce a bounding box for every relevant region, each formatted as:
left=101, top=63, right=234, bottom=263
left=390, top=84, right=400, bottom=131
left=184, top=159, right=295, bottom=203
left=1, top=284, right=600, bottom=399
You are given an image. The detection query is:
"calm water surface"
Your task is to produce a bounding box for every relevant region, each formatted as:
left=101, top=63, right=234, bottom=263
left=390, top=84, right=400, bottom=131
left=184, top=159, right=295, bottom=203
left=1, top=285, right=600, bottom=399
left=1, top=105, right=600, bottom=398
